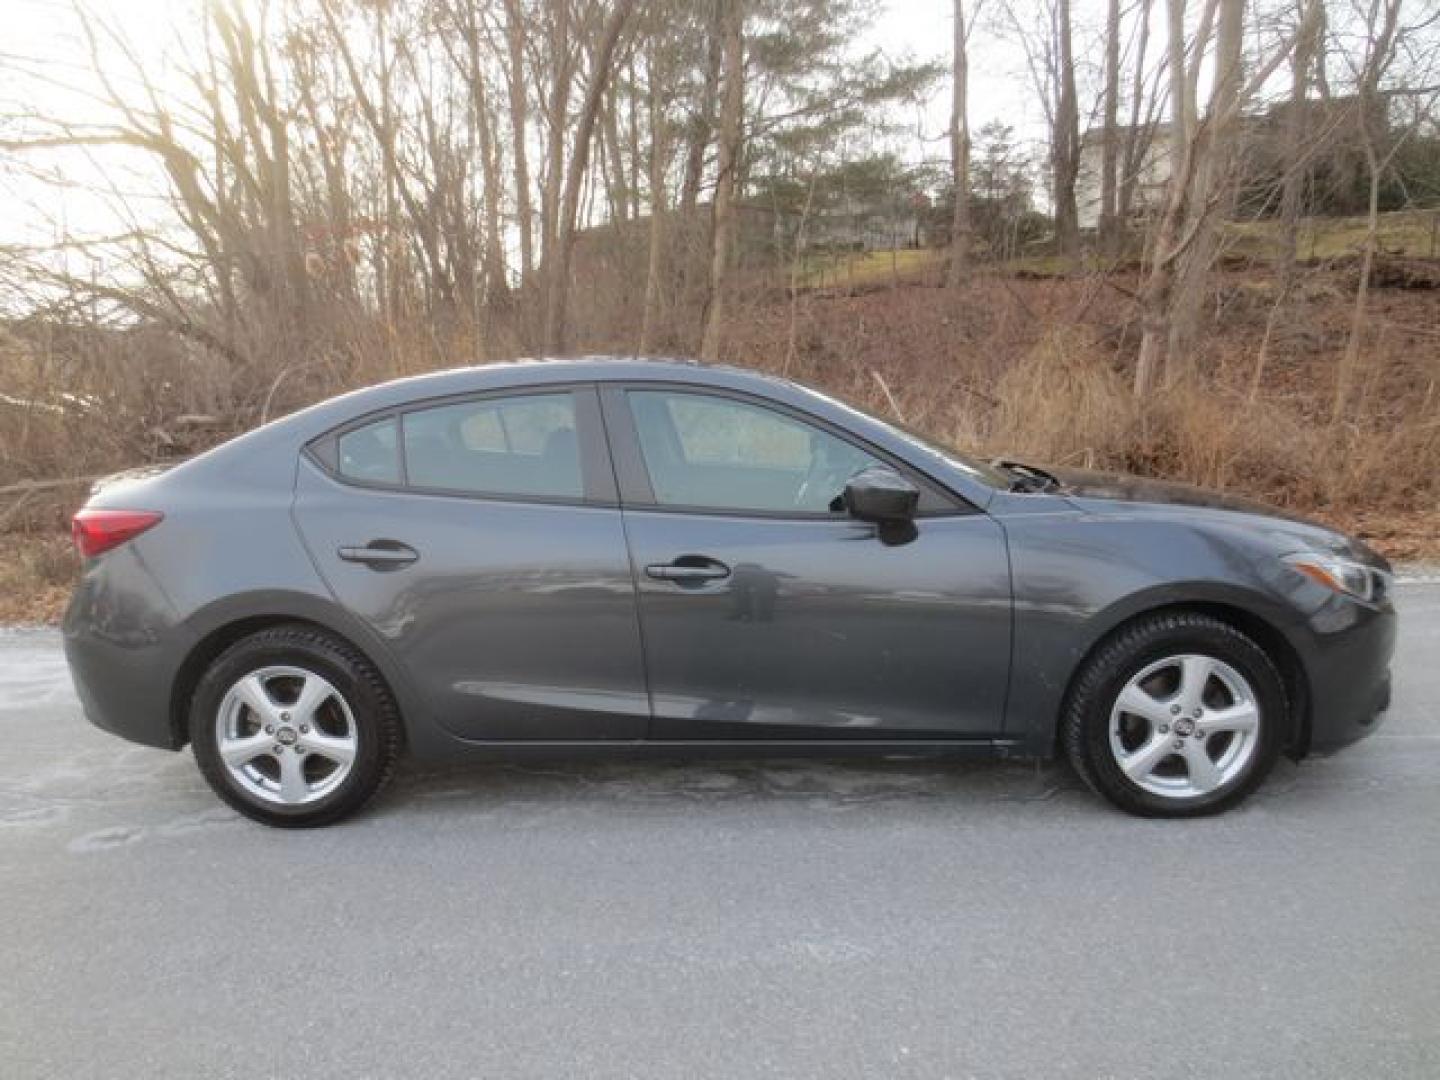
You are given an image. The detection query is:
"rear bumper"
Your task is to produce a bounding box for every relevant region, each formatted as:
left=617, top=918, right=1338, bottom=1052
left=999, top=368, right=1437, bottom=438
left=1298, top=598, right=1396, bottom=754
left=62, top=548, right=193, bottom=750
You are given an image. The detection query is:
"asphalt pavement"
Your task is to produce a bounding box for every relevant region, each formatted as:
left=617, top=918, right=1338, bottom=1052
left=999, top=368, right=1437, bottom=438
left=2, top=584, right=1439, bottom=1079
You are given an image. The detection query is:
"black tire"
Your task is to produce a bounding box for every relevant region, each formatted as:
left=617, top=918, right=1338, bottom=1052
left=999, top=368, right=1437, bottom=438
left=1062, top=612, right=1287, bottom=817
left=190, top=624, right=403, bottom=827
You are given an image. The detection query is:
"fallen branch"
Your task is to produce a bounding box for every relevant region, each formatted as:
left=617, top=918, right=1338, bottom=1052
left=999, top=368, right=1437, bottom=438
left=0, top=475, right=109, bottom=498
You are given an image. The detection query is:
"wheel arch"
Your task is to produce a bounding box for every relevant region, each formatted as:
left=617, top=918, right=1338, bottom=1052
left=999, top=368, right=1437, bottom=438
left=1052, top=596, right=1311, bottom=759
left=169, top=592, right=424, bottom=750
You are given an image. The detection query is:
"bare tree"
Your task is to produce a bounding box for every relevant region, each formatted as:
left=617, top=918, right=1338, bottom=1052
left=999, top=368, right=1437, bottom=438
left=699, top=0, right=744, bottom=362
left=542, top=0, right=640, bottom=355
left=1134, top=0, right=1295, bottom=396
left=502, top=0, right=537, bottom=288
left=1276, top=0, right=1326, bottom=290
left=947, top=0, right=973, bottom=286
left=1097, top=0, right=1122, bottom=252
left=998, top=0, right=1081, bottom=263
left=639, top=33, right=675, bottom=354
left=680, top=0, right=725, bottom=216
left=1053, top=0, right=1081, bottom=259
left=1333, top=0, right=1404, bottom=421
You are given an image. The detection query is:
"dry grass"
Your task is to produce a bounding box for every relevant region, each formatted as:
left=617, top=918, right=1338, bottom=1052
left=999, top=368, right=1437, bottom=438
left=0, top=532, right=74, bottom=625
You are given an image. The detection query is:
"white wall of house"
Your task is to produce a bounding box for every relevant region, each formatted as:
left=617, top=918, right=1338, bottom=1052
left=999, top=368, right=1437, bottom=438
left=1075, top=129, right=1174, bottom=231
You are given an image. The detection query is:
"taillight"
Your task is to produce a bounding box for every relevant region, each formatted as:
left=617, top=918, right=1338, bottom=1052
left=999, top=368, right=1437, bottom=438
left=71, top=509, right=164, bottom=559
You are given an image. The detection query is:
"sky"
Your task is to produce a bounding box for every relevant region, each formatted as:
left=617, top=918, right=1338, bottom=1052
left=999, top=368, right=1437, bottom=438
left=0, top=0, right=1056, bottom=255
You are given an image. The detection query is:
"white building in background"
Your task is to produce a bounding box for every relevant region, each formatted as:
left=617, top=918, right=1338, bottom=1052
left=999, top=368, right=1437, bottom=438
left=1075, top=126, right=1175, bottom=231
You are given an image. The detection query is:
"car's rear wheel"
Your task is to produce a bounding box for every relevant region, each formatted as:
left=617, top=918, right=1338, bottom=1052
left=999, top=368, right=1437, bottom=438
left=190, top=625, right=402, bottom=827
left=1063, top=612, right=1286, bottom=817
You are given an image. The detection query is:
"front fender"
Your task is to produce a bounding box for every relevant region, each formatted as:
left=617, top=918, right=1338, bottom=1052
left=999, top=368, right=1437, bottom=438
left=998, top=512, right=1317, bottom=757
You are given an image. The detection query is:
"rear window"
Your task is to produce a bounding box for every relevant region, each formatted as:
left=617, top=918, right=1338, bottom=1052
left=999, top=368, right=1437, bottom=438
left=336, top=417, right=400, bottom=485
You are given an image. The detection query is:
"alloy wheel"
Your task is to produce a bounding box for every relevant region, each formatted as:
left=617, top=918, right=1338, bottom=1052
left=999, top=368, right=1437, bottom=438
left=1107, top=653, right=1262, bottom=799
left=215, top=666, right=358, bottom=806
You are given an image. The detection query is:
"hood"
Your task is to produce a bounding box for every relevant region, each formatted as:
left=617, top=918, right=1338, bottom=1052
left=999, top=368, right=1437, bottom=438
left=1046, top=466, right=1390, bottom=569
left=1047, top=467, right=1314, bottom=521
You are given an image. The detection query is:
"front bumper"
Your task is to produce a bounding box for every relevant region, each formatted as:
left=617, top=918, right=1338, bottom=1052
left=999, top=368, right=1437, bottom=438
left=1297, top=596, right=1396, bottom=754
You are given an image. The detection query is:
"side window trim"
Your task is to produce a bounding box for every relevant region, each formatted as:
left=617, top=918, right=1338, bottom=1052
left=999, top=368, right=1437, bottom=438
left=597, top=382, right=970, bottom=518
left=306, top=384, right=618, bottom=506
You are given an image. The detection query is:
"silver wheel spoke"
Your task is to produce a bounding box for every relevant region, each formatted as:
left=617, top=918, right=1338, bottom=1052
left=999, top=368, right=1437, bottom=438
left=1116, top=684, right=1172, bottom=726
left=277, top=751, right=309, bottom=803
left=1120, top=734, right=1176, bottom=781
left=1203, top=702, right=1259, bottom=734
left=1184, top=743, right=1223, bottom=793
left=290, top=676, right=332, bottom=726
left=233, top=674, right=281, bottom=725
left=219, top=733, right=274, bottom=769
left=1176, top=656, right=1214, bottom=714
left=302, top=731, right=356, bottom=767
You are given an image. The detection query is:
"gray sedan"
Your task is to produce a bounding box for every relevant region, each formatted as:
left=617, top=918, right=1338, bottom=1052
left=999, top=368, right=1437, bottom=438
left=63, top=358, right=1396, bottom=826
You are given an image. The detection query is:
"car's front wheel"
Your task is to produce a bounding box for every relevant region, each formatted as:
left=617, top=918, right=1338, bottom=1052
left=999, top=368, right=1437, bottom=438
left=189, top=625, right=402, bottom=827
left=1063, top=612, right=1287, bottom=817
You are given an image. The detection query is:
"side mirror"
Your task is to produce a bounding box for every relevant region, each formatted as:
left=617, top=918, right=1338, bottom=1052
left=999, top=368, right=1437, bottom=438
left=842, top=466, right=919, bottom=524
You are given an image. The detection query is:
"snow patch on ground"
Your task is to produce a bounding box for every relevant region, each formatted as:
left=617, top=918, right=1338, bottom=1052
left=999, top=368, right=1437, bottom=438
left=0, top=629, right=75, bottom=711
left=1396, top=564, right=1440, bottom=585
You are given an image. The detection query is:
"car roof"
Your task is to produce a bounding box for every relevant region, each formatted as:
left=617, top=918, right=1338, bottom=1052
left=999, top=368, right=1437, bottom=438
left=288, top=356, right=810, bottom=428
left=133, top=356, right=995, bottom=512
left=355, top=356, right=781, bottom=395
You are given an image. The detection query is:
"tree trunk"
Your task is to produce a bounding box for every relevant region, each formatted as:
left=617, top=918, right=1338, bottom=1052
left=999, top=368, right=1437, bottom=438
left=699, top=0, right=744, bottom=363
left=1098, top=0, right=1122, bottom=253
left=680, top=0, right=725, bottom=217
left=1165, top=0, right=1243, bottom=385
left=946, top=0, right=971, bottom=288
left=540, top=0, right=572, bottom=338
left=461, top=9, right=508, bottom=315
left=1134, top=0, right=1195, bottom=399
left=1277, top=0, right=1322, bottom=292
left=543, top=0, right=638, bottom=356
left=1117, top=0, right=1154, bottom=225
left=639, top=48, right=670, bottom=355
left=503, top=0, right=536, bottom=288
left=1334, top=0, right=1403, bottom=421
left=1052, top=0, right=1080, bottom=261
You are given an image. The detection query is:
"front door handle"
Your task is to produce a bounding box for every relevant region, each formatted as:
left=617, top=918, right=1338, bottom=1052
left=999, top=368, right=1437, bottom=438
left=645, top=556, right=731, bottom=583
left=337, top=540, right=419, bottom=570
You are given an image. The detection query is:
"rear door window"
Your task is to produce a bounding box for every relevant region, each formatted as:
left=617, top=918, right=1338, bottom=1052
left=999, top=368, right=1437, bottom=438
left=401, top=392, right=582, bottom=499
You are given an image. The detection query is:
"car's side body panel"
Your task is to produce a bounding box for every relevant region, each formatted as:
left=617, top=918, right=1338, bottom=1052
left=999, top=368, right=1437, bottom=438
left=589, top=379, right=1013, bottom=740
left=292, top=457, right=650, bottom=742
left=617, top=510, right=1014, bottom=739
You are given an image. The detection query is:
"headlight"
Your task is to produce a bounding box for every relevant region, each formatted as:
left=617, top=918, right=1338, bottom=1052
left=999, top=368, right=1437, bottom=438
left=1283, top=552, right=1390, bottom=603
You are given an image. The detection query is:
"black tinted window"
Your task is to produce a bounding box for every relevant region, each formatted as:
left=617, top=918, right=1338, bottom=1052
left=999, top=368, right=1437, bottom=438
left=336, top=417, right=401, bottom=485
left=402, top=392, right=582, bottom=499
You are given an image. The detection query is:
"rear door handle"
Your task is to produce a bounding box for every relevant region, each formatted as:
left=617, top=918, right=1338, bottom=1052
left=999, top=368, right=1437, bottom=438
left=645, top=557, right=731, bottom=583
left=337, top=540, right=419, bottom=570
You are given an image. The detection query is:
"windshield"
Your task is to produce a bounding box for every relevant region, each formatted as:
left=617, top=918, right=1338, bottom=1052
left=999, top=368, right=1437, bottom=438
left=796, top=384, right=1012, bottom=490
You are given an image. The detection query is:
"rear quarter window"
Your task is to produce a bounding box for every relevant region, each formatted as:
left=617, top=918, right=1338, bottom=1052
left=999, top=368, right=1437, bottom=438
left=336, top=417, right=401, bottom=485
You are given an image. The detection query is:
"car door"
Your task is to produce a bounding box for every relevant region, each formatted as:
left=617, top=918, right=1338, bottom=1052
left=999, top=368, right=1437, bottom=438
left=601, top=384, right=1012, bottom=740
left=293, top=385, right=649, bottom=742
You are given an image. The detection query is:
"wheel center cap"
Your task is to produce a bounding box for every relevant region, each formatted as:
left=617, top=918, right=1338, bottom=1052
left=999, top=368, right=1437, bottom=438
left=276, top=726, right=298, bottom=746
left=1173, top=717, right=1196, bottom=737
